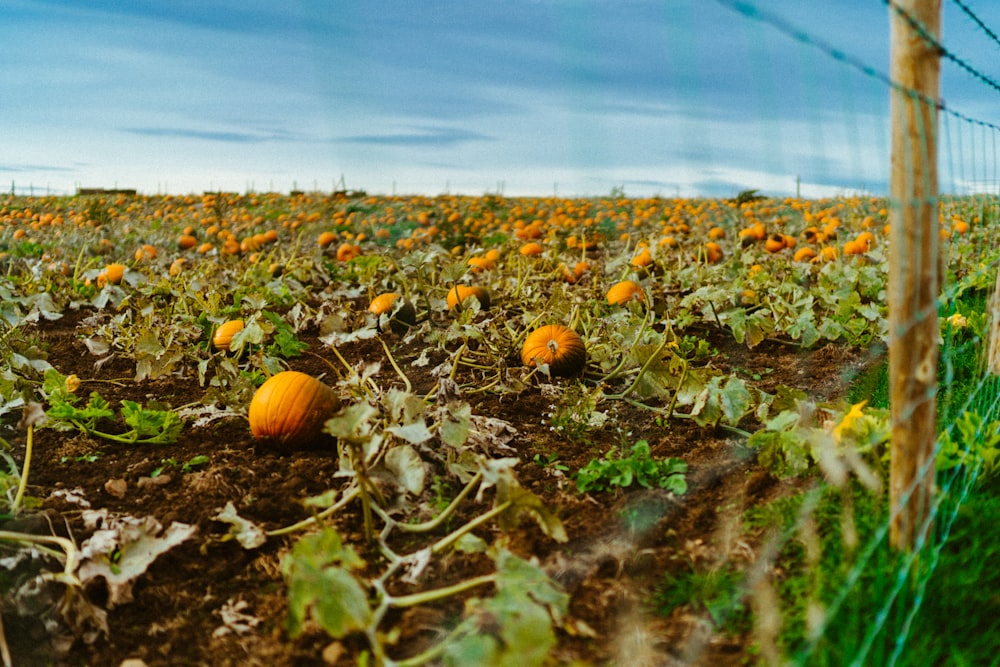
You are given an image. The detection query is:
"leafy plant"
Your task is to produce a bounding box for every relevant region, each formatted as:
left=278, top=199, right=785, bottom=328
left=45, top=390, right=184, bottom=445
left=749, top=399, right=888, bottom=480
left=936, top=412, right=1000, bottom=484
left=574, top=440, right=687, bottom=494
left=652, top=560, right=750, bottom=632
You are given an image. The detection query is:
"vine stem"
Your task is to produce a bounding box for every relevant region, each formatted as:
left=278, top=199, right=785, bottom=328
left=0, top=531, right=80, bottom=583
left=265, top=487, right=361, bottom=537
left=431, top=500, right=513, bottom=554
left=386, top=573, right=496, bottom=609
left=349, top=443, right=376, bottom=543
left=378, top=336, right=411, bottom=393
left=604, top=331, right=672, bottom=401
left=378, top=472, right=483, bottom=534
left=11, top=424, right=32, bottom=515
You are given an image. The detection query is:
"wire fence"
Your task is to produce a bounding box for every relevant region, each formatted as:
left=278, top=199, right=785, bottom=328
left=3, top=1, right=1000, bottom=664
left=693, top=0, right=1000, bottom=664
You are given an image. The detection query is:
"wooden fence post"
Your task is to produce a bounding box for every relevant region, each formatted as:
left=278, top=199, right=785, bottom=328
left=988, top=269, right=1000, bottom=374
left=888, top=0, right=941, bottom=551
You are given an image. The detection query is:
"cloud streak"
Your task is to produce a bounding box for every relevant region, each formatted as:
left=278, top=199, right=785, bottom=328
left=337, top=126, right=493, bottom=147
left=122, top=127, right=300, bottom=144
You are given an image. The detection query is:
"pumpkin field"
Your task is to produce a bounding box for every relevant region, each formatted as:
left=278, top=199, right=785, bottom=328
left=0, top=189, right=993, bottom=665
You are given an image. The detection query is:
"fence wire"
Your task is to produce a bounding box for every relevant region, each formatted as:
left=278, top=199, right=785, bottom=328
left=676, top=1, right=1000, bottom=665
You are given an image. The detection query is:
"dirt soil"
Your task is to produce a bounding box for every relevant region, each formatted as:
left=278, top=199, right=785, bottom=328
left=1, top=306, right=877, bottom=667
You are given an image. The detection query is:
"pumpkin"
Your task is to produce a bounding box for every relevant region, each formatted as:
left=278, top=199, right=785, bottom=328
left=606, top=280, right=644, bottom=305
left=704, top=241, right=724, bottom=264
left=178, top=234, right=198, bottom=250
left=248, top=371, right=341, bottom=450
left=317, top=231, right=337, bottom=248
left=466, top=256, right=494, bottom=272
left=101, top=263, right=126, bottom=285
left=843, top=239, right=867, bottom=256
left=368, top=293, right=416, bottom=333
left=855, top=231, right=876, bottom=250
left=521, top=325, right=587, bottom=377
left=793, top=247, right=817, bottom=263
left=336, top=242, right=361, bottom=261
left=630, top=247, right=653, bottom=269
left=213, top=319, right=245, bottom=351
left=447, top=285, right=491, bottom=310
left=764, top=233, right=786, bottom=253
left=519, top=242, right=544, bottom=256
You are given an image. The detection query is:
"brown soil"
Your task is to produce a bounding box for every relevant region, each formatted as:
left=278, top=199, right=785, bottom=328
left=1, top=306, right=876, bottom=667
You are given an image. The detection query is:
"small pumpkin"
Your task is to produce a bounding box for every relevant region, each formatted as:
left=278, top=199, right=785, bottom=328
left=703, top=241, right=724, bottom=264
left=606, top=280, right=644, bottom=306
left=466, top=256, right=494, bottom=272
left=248, top=371, right=341, bottom=450
left=368, top=293, right=416, bottom=333
left=447, top=285, right=491, bottom=310
left=630, top=247, right=654, bottom=269
left=102, top=262, right=126, bottom=285
left=793, top=247, right=817, bottom=263
left=521, top=325, right=587, bottom=377
left=336, top=242, right=361, bottom=262
left=519, top=242, right=544, bottom=256
left=764, top=233, right=786, bottom=253
left=213, top=319, right=245, bottom=351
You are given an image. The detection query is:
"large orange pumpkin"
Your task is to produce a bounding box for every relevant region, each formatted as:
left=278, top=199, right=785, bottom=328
left=447, top=285, right=491, bottom=310
left=213, top=319, right=245, bottom=351
left=521, top=325, right=587, bottom=377
left=248, top=371, right=341, bottom=450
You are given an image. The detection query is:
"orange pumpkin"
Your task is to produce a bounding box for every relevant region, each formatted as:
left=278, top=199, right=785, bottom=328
left=178, top=234, right=198, bottom=250
left=843, top=239, right=866, bottom=256
left=519, top=242, right=544, bottom=256
left=630, top=247, right=654, bottom=269
left=704, top=242, right=724, bottom=263
left=606, top=280, right=644, bottom=306
left=213, top=319, right=245, bottom=351
left=521, top=325, right=587, bottom=377
left=466, top=256, right=494, bottom=272
left=368, top=293, right=416, bottom=333
left=248, top=371, right=341, bottom=450
left=447, top=285, right=491, bottom=310
left=793, top=247, right=817, bottom=262
left=764, top=233, right=787, bottom=253
left=317, top=231, right=337, bottom=248
left=336, top=242, right=361, bottom=261
left=102, top=263, right=126, bottom=285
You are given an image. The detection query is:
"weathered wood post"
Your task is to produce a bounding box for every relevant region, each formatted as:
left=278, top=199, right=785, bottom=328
left=888, top=0, right=941, bottom=551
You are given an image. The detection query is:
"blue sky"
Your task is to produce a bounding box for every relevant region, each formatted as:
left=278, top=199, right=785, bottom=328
left=2, top=0, right=999, bottom=198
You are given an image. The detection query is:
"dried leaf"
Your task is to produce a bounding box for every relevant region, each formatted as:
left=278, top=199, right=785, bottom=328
left=213, top=501, right=267, bottom=549
left=78, top=514, right=198, bottom=607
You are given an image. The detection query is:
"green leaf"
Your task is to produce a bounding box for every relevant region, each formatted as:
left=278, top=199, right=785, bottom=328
left=719, top=375, right=752, bottom=426
left=264, top=310, right=308, bottom=357
left=282, top=528, right=370, bottom=639
left=439, top=400, right=472, bottom=449
left=120, top=400, right=184, bottom=443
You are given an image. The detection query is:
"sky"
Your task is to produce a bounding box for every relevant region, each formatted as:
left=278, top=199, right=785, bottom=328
left=2, top=0, right=1000, bottom=199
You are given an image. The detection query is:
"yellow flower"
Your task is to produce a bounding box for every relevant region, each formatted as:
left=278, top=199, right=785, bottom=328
left=833, top=400, right=867, bottom=443
left=946, top=312, right=968, bottom=330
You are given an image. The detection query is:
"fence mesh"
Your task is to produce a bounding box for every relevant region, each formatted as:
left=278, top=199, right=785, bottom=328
left=665, top=1, right=1000, bottom=664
